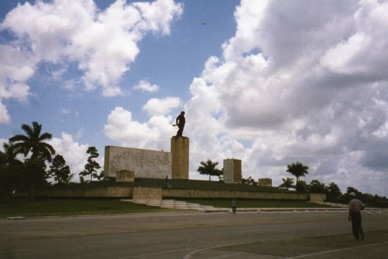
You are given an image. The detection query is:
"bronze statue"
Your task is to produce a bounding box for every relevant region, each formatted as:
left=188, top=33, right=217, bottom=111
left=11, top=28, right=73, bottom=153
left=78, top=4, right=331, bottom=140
left=174, top=111, right=185, bottom=137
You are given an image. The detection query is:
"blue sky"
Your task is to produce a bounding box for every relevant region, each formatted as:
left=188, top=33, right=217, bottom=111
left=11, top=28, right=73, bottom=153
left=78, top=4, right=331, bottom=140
left=1, top=0, right=388, bottom=197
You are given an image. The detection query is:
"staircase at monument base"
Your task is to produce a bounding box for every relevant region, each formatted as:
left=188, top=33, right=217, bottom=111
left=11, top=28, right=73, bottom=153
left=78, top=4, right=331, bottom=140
left=121, top=199, right=229, bottom=212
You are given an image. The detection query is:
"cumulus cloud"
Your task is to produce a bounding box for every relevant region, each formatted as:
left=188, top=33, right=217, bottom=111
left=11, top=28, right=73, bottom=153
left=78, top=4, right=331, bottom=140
left=0, top=44, right=35, bottom=123
left=104, top=107, right=175, bottom=150
left=185, top=0, right=388, bottom=195
left=143, top=97, right=180, bottom=116
left=49, top=132, right=90, bottom=177
left=0, top=0, right=183, bottom=121
left=0, top=102, right=10, bottom=124
left=133, top=80, right=159, bottom=92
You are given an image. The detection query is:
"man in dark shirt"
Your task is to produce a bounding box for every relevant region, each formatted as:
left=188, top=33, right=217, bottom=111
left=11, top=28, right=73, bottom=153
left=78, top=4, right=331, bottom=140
left=348, top=192, right=365, bottom=240
left=175, top=111, right=185, bottom=137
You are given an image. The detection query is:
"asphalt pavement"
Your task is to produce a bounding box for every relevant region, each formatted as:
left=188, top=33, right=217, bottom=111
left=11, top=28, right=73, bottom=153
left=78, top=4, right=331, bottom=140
left=1, top=209, right=387, bottom=258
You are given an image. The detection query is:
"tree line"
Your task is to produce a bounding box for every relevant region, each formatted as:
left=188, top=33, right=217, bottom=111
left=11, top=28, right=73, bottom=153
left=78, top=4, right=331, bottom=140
left=197, top=160, right=387, bottom=206
left=0, top=121, right=101, bottom=200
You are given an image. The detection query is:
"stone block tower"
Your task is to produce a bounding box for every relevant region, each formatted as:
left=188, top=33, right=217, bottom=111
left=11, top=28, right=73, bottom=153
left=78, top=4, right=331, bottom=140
left=223, top=158, right=242, bottom=184
left=171, top=137, right=189, bottom=179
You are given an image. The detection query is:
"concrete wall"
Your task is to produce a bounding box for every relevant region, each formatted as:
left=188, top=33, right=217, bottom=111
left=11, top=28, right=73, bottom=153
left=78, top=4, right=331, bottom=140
left=162, top=189, right=308, bottom=200
left=133, top=187, right=162, bottom=200
left=104, top=146, right=171, bottom=179
left=26, top=187, right=134, bottom=198
left=30, top=187, right=312, bottom=201
left=116, top=170, right=135, bottom=182
left=259, top=178, right=272, bottom=187
left=309, top=193, right=326, bottom=203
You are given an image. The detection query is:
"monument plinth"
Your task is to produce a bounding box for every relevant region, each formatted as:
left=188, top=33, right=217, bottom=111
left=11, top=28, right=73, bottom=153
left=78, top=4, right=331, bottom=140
left=223, top=158, right=242, bottom=184
left=171, top=137, right=189, bottom=179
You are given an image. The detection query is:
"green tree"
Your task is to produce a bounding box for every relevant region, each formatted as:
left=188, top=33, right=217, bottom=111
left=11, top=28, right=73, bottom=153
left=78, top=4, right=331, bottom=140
left=22, top=157, right=48, bottom=200
left=325, top=182, right=342, bottom=202
left=286, top=162, right=309, bottom=184
left=48, top=155, right=71, bottom=185
left=64, top=173, right=75, bottom=185
left=79, top=146, right=101, bottom=181
left=296, top=180, right=307, bottom=192
left=0, top=142, right=23, bottom=167
left=0, top=142, right=25, bottom=199
left=308, top=179, right=326, bottom=193
left=197, top=159, right=223, bottom=181
left=279, top=177, right=294, bottom=190
left=8, top=122, right=55, bottom=200
left=242, top=176, right=255, bottom=185
left=10, top=121, right=55, bottom=162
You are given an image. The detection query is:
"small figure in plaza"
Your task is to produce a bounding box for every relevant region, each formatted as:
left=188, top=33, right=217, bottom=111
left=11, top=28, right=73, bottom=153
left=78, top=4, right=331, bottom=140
left=231, top=199, right=237, bottom=214
left=348, top=192, right=365, bottom=240
left=165, top=175, right=172, bottom=188
left=174, top=111, right=186, bottom=137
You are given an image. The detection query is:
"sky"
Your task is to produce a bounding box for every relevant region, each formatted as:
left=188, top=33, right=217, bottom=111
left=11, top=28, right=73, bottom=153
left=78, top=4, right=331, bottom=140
left=1, top=0, right=388, bottom=197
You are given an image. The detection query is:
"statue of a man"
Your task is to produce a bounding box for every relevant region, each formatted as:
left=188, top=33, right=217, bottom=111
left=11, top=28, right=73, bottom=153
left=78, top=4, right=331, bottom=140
left=175, top=111, right=185, bottom=137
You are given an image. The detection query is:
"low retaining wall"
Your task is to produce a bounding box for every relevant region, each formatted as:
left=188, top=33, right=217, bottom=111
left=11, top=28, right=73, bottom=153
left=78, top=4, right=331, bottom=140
left=133, top=187, right=162, bottom=200
left=163, top=189, right=308, bottom=200
left=309, top=193, right=326, bottom=203
left=18, top=187, right=134, bottom=198
left=27, top=186, right=315, bottom=201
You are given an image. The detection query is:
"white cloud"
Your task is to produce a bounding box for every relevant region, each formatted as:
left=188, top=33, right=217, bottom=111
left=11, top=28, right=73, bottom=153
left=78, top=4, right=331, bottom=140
left=142, top=97, right=180, bottom=116
left=320, top=0, right=388, bottom=79
left=104, top=106, right=175, bottom=150
left=0, top=0, right=183, bottom=106
left=0, top=102, right=10, bottom=124
left=0, top=44, right=35, bottom=123
left=182, top=0, right=388, bottom=196
left=49, top=132, right=90, bottom=176
left=133, top=80, right=159, bottom=92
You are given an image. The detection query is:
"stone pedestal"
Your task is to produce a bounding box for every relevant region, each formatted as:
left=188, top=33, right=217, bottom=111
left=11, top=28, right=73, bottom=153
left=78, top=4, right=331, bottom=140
left=258, top=178, right=272, bottom=187
left=116, top=170, right=135, bottom=182
left=171, top=137, right=189, bottom=179
left=223, top=159, right=242, bottom=184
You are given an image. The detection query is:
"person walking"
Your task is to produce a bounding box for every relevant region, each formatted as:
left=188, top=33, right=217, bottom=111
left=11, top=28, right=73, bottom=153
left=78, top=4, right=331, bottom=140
left=348, top=192, right=365, bottom=240
left=231, top=199, right=237, bottom=214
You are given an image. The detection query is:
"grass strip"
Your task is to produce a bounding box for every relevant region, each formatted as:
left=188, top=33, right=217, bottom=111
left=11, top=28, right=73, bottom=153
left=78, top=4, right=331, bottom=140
left=0, top=198, right=331, bottom=218
left=0, top=199, right=166, bottom=218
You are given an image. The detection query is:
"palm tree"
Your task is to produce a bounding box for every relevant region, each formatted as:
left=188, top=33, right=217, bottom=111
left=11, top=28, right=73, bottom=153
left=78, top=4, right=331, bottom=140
left=286, top=161, right=309, bottom=184
left=0, top=142, right=25, bottom=199
left=10, top=121, right=55, bottom=162
left=197, top=159, right=223, bottom=181
left=0, top=142, right=23, bottom=166
left=279, top=177, right=294, bottom=190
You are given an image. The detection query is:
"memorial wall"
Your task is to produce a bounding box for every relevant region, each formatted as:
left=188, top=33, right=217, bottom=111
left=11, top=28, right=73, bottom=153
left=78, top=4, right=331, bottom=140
left=104, top=146, right=172, bottom=179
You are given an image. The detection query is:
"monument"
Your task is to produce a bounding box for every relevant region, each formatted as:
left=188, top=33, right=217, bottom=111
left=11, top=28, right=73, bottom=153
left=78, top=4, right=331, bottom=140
left=104, top=146, right=171, bottom=179
left=174, top=111, right=185, bottom=137
left=104, top=111, right=190, bottom=180
left=223, top=158, right=242, bottom=184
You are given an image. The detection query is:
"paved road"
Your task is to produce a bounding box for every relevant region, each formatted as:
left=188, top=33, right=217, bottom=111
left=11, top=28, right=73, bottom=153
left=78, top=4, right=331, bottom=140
left=1, top=210, right=387, bottom=258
